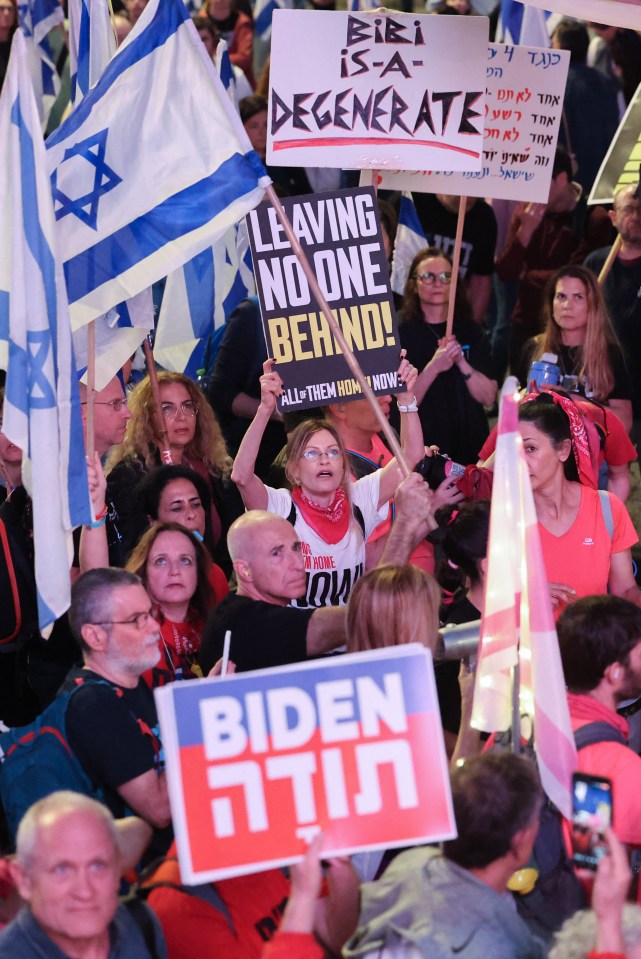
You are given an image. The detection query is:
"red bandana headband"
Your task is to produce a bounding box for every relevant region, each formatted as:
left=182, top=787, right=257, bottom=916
left=522, top=387, right=599, bottom=489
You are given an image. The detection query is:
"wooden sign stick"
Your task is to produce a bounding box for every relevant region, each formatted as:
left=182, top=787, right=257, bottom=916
left=445, top=195, right=467, bottom=340
left=265, top=185, right=411, bottom=479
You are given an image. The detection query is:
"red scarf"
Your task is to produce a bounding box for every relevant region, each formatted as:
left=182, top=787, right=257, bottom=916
left=291, top=487, right=350, bottom=545
left=523, top=388, right=599, bottom=489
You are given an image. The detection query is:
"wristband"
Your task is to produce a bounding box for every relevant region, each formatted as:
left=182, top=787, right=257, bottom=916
left=397, top=395, right=418, bottom=413
left=85, top=503, right=108, bottom=529
left=85, top=515, right=107, bottom=530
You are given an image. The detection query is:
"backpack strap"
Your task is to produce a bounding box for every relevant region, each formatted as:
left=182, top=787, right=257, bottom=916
left=597, top=489, right=614, bottom=540
left=286, top=501, right=365, bottom=538
left=124, top=899, right=164, bottom=959
left=139, top=856, right=236, bottom=937
left=574, top=720, right=626, bottom=751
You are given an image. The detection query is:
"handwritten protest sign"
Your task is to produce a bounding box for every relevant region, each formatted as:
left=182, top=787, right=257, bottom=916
left=367, top=43, right=569, bottom=202
left=267, top=10, right=488, bottom=171
left=155, top=645, right=456, bottom=883
left=247, top=187, right=401, bottom=412
left=523, top=0, right=641, bottom=30
left=588, top=82, right=641, bottom=206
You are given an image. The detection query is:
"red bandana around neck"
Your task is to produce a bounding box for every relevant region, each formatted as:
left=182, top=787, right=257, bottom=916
left=291, top=486, right=350, bottom=544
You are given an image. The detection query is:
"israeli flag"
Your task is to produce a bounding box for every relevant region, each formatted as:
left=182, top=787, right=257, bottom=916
left=215, top=37, right=237, bottom=107
left=498, top=0, right=553, bottom=47
left=347, top=0, right=380, bottom=10
left=253, top=0, right=292, bottom=42
left=154, top=221, right=255, bottom=377
left=17, top=0, right=63, bottom=128
left=0, top=32, right=92, bottom=637
left=390, top=192, right=427, bottom=297
left=46, top=0, right=270, bottom=329
left=68, top=0, right=117, bottom=106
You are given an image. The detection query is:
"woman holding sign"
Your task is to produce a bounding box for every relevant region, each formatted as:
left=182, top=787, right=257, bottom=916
left=396, top=248, right=497, bottom=466
left=231, top=355, right=424, bottom=609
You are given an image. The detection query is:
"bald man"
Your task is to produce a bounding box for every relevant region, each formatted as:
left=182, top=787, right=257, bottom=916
left=199, top=473, right=435, bottom=673
left=0, top=791, right=165, bottom=959
left=199, top=510, right=347, bottom=673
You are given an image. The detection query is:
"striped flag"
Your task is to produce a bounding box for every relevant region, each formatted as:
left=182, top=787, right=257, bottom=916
left=472, top=377, right=576, bottom=818
left=390, top=192, right=427, bottom=297
left=17, top=0, right=63, bottom=128
left=154, top=221, right=255, bottom=377
left=253, top=0, right=292, bottom=42
left=215, top=37, right=236, bottom=106
left=68, top=0, right=116, bottom=107
left=498, top=0, right=553, bottom=46
left=0, top=31, right=92, bottom=636
left=67, top=0, right=150, bottom=389
left=45, top=0, right=270, bottom=329
left=347, top=0, right=380, bottom=10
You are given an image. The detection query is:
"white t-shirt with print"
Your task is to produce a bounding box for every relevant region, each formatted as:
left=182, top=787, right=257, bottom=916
left=266, top=472, right=388, bottom=609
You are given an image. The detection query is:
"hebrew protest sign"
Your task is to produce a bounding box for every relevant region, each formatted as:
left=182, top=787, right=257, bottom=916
left=155, top=644, right=456, bottom=883
left=589, top=83, right=641, bottom=206
left=367, top=43, right=569, bottom=202
left=247, top=186, right=401, bottom=412
left=267, top=10, right=488, bottom=171
left=523, top=0, right=641, bottom=30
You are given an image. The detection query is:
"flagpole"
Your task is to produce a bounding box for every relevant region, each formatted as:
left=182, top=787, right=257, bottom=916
left=265, top=184, right=411, bottom=478
left=445, top=196, right=467, bottom=340
left=512, top=658, right=522, bottom=753
left=143, top=337, right=173, bottom=464
left=597, top=234, right=622, bottom=285
left=86, top=321, right=96, bottom=458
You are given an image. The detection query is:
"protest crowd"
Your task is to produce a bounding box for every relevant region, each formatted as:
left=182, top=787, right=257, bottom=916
left=3, top=0, right=641, bottom=957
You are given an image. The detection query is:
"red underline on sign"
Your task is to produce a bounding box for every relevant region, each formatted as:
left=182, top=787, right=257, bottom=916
left=272, top=137, right=481, bottom=158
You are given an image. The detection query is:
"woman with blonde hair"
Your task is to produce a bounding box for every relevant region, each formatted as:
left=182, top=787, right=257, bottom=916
left=347, top=563, right=441, bottom=655
left=232, top=356, right=424, bottom=609
left=106, top=371, right=242, bottom=571
left=527, top=265, right=632, bottom=432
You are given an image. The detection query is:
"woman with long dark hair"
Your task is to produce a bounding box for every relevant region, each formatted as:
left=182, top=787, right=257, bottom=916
left=527, top=265, right=632, bottom=432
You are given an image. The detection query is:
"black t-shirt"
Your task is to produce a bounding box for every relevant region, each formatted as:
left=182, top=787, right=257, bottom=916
left=199, top=593, right=313, bottom=674
left=556, top=342, right=632, bottom=402
left=395, top=316, right=494, bottom=465
left=584, top=249, right=641, bottom=414
left=63, top=667, right=163, bottom=818
left=411, top=194, right=497, bottom=277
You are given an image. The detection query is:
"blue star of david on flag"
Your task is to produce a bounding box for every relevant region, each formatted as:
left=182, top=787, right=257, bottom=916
left=50, top=129, right=122, bottom=231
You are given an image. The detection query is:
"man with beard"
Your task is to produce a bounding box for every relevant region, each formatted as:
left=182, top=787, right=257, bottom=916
left=558, top=595, right=641, bottom=847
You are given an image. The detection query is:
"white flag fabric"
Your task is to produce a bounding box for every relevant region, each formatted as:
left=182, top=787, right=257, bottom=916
left=46, top=0, right=270, bottom=328
left=215, top=37, right=237, bottom=107
left=390, top=192, right=427, bottom=297
left=17, top=0, right=63, bottom=128
left=73, top=288, right=154, bottom=387
left=0, top=31, right=92, bottom=636
left=523, top=0, right=641, bottom=31
left=68, top=0, right=117, bottom=106
left=154, top=222, right=255, bottom=377
left=472, top=378, right=576, bottom=817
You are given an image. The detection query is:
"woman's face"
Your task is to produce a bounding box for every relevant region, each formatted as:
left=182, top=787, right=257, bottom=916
left=293, top=428, right=343, bottom=502
left=552, top=276, right=589, bottom=345
left=244, top=110, right=268, bottom=160
left=414, top=256, right=452, bottom=310
left=519, top=420, right=570, bottom=492
left=145, top=530, right=198, bottom=611
left=156, top=479, right=206, bottom=536
left=159, top=382, right=198, bottom=451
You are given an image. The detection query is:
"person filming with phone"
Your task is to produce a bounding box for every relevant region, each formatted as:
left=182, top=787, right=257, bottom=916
left=558, top=595, right=641, bottom=853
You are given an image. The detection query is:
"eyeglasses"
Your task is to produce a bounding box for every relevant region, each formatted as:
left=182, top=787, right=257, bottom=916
left=301, top=447, right=342, bottom=462
left=161, top=401, right=198, bottom=419
left=414, top=271, right=452, bottom=285
left=96, top=611, right=157, bottom=630
left=81, top=397, right=129, bottom=412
